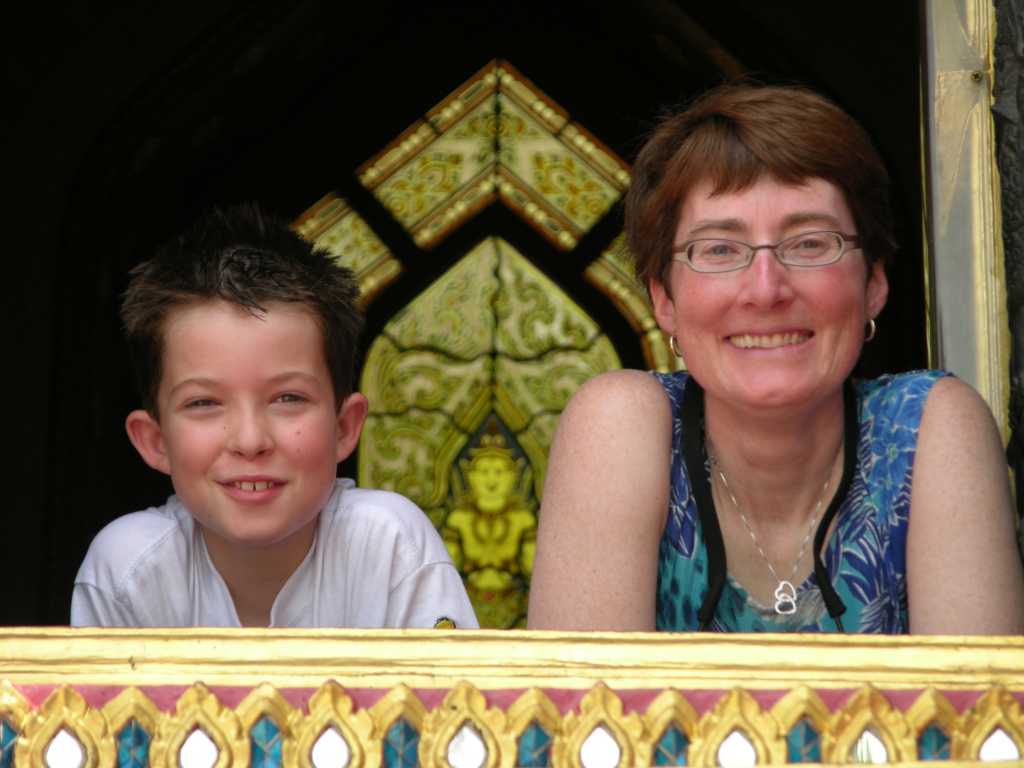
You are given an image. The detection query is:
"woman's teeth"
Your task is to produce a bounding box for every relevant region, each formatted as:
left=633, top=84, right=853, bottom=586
left=729, top=332, right=809, bottom=349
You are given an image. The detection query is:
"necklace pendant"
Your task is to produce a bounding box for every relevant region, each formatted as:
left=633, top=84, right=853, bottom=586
left=773, top=581, right=797, bottom=615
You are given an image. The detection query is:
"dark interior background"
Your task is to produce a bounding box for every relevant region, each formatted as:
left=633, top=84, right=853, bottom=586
left=3, top=0, right=925, bottom=625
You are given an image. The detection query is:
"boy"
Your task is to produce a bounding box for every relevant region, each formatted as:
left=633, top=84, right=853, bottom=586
left=71, top=204, right=478, bottom=629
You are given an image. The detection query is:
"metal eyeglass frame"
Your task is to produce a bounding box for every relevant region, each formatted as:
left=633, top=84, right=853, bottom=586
left=672, top=230, right=862, bottom=273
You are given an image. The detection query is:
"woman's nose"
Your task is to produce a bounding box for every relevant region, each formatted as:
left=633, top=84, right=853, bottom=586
left=739, top=246, right=795, bottom=307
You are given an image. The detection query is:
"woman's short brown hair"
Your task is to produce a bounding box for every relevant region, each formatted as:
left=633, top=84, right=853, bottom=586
left=624, top=83, right=895, bottom=291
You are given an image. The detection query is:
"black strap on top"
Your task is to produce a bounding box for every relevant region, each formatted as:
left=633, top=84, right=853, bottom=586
left=810, top=379, right=860, bottom=632
left=681, top=377, right=726, bottom=630
left=683, top=375, right=856, bottom=632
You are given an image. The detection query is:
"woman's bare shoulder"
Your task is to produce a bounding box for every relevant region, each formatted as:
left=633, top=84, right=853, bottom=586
left=559, top=369, right=673, bottom=430
left=545, top=369, right=674, bottom=519
left=529, top=369, right=674, bottom=630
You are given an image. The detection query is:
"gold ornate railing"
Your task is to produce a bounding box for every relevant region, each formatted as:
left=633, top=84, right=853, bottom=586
left=0, top=629, right=1022, bottom=766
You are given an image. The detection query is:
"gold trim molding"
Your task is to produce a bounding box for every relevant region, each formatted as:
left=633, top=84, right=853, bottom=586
left=1, top=629, right=1022, bottom=690
left=0, top=630, right=1021, bottom=767
left=923, top=0, right=1011, bottom=439
left=0, top=631, right=1022, bottom=765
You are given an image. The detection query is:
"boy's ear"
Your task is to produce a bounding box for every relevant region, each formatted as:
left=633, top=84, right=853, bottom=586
left=125, top=409, right=172, bottom=475
left=335, top=393, right=369, bottom=463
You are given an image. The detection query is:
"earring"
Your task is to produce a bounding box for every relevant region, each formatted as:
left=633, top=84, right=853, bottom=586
left=670, top=335, right=683, bottom=357
left=865, top=318, right=877, bottom=342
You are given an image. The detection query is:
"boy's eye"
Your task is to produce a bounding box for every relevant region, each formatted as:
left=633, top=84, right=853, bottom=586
left=276, top=393, right=307, bottom=404
left=184, top=398, right=218, bottom=409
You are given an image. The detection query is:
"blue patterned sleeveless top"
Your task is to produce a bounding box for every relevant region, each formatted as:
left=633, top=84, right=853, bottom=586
left=654, top=370, right=948, bottom=633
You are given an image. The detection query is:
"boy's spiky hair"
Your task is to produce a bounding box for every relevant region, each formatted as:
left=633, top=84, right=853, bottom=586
left=121, top=203, right=363, bottom=416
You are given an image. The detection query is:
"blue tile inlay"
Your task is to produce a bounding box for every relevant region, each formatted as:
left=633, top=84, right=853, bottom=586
left=116, top=719, right=150, bottom=768
left=786, top=718, right=822, bottom=763
left=383, top=718, right=419, bottom=768
left=251, top=716, right=283, bottom=768
left=517, top=720, right=552, bottom=767
left=653, top=724, right=688, bottom=765
left=918, top=723, right=951, bottom=761
left=1, top=720, right=17, bottom=768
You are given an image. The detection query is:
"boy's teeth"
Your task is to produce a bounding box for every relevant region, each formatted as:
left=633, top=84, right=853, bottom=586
left=235, top=481, right=273, bottom=491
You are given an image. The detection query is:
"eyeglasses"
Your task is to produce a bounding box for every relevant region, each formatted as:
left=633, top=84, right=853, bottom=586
left=672, top=230, right=862, bottom=273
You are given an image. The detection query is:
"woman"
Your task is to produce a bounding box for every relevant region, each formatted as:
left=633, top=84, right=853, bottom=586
left=527, top=84, right=1024, bottom=633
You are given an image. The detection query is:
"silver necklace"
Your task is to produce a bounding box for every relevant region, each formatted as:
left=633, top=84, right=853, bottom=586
left=708, top=454, right=830, bottom=616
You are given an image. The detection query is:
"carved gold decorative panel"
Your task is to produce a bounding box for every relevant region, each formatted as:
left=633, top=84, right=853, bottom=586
left=585, top=232, right=686, bottom=372
left=2, top=630, right=1023, bottom=767
left=358, top=60, right=630, bottom=250
left=359, top=237, right=621, bottom=627
left=293, top=193, right=403, bottom=307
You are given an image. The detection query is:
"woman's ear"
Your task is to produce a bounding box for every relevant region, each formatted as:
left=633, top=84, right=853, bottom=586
left=866, top=260, right=889, bottom=320
left=335, top=393, right=369, bottom=463
left=649, top=278, right=678, bottom=337
left=125, top=410, right=172, bottom=475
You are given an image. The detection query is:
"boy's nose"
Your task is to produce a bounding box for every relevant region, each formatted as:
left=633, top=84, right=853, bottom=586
left=226, top=409, right=273, bottom=457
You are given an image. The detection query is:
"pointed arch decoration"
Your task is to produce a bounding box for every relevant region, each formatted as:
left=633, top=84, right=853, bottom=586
left=357, top=60, right=630, bottom=250
left=359, top=237, right=620, bottom=627
left=293, top=60, right=683, bottom=626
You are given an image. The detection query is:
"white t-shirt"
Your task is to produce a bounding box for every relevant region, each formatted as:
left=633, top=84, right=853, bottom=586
left=71, top=479, right=478, bottom=629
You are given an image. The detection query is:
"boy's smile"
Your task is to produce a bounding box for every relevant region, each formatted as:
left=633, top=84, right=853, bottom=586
left=126, top=299, right=366, bottom=564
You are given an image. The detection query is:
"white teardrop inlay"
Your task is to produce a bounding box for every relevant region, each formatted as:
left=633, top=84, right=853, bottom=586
left=850, top=729, right=887, bottom=764
left=447, top=721, right=486, bottom=768
left=311, top=725, right=351, bottom=768
left=579, top=724, right=621, bottom=768
left=717, top=729, right=756, bottom=767
left=980, top=728, right=1020, bottom=762
left=179, top=727, right=218, bottom=768
left=44, top=728, right=84, bottom=768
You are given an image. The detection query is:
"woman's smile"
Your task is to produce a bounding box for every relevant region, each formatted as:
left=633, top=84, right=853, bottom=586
left=727, top=331, right=813, bottom=350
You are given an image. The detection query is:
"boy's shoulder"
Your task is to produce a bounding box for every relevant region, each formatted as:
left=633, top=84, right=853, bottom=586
left=74, top=498, right=193, bottom=595
left=323, top=479, right=446, bottom=557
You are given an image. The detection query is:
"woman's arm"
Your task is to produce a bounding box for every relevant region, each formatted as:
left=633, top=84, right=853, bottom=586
left=907, top=376, right=1024, bottom=634
left=527, top=370, right=673, bottom=630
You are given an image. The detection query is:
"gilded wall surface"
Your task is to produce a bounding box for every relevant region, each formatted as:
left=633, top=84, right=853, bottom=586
left=995, top=0, right=1024, bottom=515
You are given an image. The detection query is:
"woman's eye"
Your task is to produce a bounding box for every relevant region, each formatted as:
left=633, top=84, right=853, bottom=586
left=701, top=241, right=741, bottom=258
left=791, top=234, right=828, bottom=250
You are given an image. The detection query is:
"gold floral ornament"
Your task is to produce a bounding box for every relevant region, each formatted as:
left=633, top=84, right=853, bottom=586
left=295, top=681, right=376, bottom=768
left=0, top=680, right=30, bottom=764
left=16, top=685, right=110, bottom=767
left=235, top=683, right=301, bottom=767
left=506, top=688, right=562, bottom=766
left=100, top=687, right=162, bottom=767
left=370, top=684, right=428, bottom=767
left=149, top=683, right=245, bottom=768
left=687, top=687, right=784, bottom=765
left=827, top=684, right=914, bottom=764
left=358, top=60, right=629, bottom=251
left=419, top=681, right=514, bottom=767
left=770, top=684, right=832, bottom=763
left=553, top=683, right=643, bottom=767
left=958, top=684, right=1024, bottom=760
left=636, top=689, right=699, bottom=766
left=904, top=687, right=961, bottom=761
